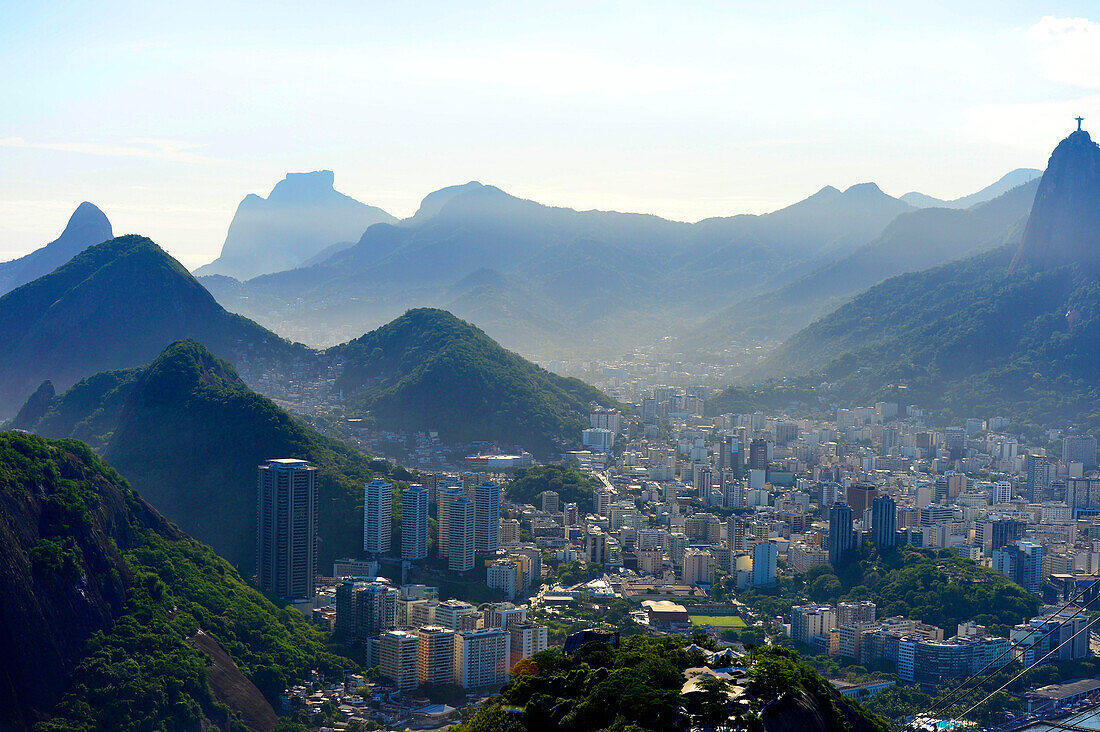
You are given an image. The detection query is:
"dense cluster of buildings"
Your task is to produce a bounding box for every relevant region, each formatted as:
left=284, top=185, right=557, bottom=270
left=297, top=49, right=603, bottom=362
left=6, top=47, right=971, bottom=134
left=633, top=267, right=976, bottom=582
left=570, top=388, right=1099, bottom=600
left=256, top=457, right=550, bottom=694
left=538, top=390, right=1100, bottom=690
left=328, top=577, right=548, bottom=691
left=257, top=372, right=1100, bottom=705
left=785, top=599, right=1093, bottom=686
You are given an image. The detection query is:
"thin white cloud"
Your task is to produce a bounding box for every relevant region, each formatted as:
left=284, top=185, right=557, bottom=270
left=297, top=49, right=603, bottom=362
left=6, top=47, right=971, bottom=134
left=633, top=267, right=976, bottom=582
left=1027, top=16, right=1100, bottom=89
left=957, top=18, right=1100, bottom=153
left=0, top=136, right=219, bottom=163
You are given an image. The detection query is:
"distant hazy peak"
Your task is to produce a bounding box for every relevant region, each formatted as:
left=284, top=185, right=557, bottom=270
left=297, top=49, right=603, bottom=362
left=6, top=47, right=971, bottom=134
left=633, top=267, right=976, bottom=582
left=899, top=191, right=945, bottom=207
left=194, top=170, right=396, bottom=279
left=902, top=168, right=1044, bottom=209
left=842, top=182, right=888, bottom=197
left=789, top=182, right=900, bottom=208
left=808, top=185, right=841, bottom=199
left=44, top=201, right=112, bottom=248
left=267, top=170, right=338, bottom=202
left=409, top=181, right=488, bottom=223
left=66, top=201, right=111, bottom=229
left=998, top=167, right=1044, bottom=185
left=0, top=201, right=113, bottom=296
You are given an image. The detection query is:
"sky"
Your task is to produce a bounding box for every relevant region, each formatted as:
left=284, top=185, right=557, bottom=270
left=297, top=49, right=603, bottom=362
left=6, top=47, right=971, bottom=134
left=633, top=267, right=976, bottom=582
left=2, top=1, right=1100, bottom=269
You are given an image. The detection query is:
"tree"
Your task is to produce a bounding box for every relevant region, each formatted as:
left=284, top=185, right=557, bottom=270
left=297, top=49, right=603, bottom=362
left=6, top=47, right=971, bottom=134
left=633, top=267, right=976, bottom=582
left=511, top=657, right=539, bottom=676
left=749, top=651, right=802, bottom=699
left=687, top=677, right=732, bottom=727
left=809, top=574, right=842, bottom=602
left=740, top=626, right=766, bottom=647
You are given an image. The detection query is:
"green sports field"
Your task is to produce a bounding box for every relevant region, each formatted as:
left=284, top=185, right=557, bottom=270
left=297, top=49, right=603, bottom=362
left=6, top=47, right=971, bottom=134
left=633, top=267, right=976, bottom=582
left=689, top=614, right=746, bottom=628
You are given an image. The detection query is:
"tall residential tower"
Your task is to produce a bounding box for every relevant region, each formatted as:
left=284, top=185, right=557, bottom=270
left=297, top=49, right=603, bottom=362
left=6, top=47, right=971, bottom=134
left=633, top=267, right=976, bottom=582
left=364, top=478, right=393, bottom=556
left=256, top=459, right=318, bottom=601
left=402, top=483, right=429, bottom=560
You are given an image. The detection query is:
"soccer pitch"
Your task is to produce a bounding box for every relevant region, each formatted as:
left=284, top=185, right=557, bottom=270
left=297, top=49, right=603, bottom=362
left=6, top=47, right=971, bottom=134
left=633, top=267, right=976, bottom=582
left=689, top=615, right=746, bottom=628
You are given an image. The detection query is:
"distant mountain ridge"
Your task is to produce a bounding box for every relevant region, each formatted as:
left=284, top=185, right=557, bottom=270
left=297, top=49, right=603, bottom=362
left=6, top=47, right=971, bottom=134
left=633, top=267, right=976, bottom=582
left=202, top=178, right=917, bottom=357
left=194, top=170, right=396, bottom=280
left=0, top=202, right=112, bottom=296
left=2, top=230, right=613, bottom=455
left=749, top=129, right=1100, bottom=428
left=686, top=176, right=1039, bottom=348
left=901, top=168, right=1042, bottom=209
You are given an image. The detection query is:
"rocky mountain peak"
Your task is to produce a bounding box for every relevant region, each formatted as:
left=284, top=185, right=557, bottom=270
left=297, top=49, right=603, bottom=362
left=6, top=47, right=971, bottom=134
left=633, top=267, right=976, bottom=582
left=1012, top=128, right=1100, bottom=276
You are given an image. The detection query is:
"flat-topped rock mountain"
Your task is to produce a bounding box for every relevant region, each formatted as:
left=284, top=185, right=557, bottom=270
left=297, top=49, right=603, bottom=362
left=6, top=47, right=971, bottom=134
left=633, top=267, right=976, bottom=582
left=194, top=170, right=397, bottom=280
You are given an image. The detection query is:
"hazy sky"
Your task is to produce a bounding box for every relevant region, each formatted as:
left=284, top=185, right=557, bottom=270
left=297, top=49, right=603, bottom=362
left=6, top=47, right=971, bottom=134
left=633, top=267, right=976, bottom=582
left=3, top=1, right=1099, bottom=268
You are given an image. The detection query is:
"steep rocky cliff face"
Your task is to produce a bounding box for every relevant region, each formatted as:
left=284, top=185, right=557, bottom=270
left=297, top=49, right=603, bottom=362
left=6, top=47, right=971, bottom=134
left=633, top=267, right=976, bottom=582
left=762, top=686, right=888, bottom=732
left=1012, top=129, right=1100, bottom=277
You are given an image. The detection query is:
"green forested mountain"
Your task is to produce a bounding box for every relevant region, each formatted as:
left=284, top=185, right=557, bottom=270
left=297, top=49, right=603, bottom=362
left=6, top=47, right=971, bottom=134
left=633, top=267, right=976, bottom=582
left=746, top=129, right=1100, bottom=428
left=331, top=308, right=619, bottom=456
left=0, top=431, right=351, bottom=731
left=750, top=245, right=1100, bottom=427
left=12, top=340, right=408, bottom=572
left=0, top=234, right=309, bottom=419
left=744, top=547, right=1041, bottom=633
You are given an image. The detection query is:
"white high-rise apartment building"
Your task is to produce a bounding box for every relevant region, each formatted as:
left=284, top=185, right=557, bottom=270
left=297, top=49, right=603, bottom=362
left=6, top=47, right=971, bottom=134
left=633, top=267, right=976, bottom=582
left=435, top=599, right=478, bottom=631
left=590, top=407, right=622, bottom=433
left=475, top=481, right=500, bottom=553
left=508, top=622, right=548, bottom=669
left=402, top=483, right=429, bottom=560
left=454, top=628, right=511, bottom=688
left=364, top=478, right=392, bottom=555
left=683, top=548, right=715, bottom=586
left=437, top=486, right=464, bottom=560
left=449, top=495, right=475, bottom=572
left=418, top=626, right=456, bottom=685
left=257, top=459, right=317, bottom=601
left=487, top=559, right=522, bottom=599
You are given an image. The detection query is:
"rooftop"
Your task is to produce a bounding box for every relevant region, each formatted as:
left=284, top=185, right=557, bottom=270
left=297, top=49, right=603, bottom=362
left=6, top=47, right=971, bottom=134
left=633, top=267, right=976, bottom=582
left=1028, top=679, right=1100, bottom=700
